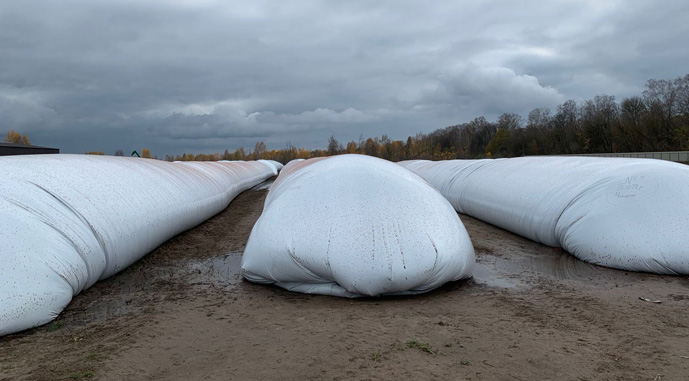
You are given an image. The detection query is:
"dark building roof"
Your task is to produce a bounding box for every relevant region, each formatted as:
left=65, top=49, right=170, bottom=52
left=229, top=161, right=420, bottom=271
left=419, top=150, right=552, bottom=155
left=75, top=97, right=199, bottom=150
left=0, top=142, right=60, bottom=156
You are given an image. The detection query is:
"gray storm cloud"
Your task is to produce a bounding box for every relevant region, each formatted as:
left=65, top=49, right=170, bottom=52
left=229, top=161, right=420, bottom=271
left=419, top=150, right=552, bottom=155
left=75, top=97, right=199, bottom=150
left=1, top=0, right=687, bottom=155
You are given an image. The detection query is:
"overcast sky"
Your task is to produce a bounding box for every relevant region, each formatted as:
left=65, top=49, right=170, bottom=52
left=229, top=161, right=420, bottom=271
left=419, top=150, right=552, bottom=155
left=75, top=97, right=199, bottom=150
left=1, top=0, right=688, bottom=155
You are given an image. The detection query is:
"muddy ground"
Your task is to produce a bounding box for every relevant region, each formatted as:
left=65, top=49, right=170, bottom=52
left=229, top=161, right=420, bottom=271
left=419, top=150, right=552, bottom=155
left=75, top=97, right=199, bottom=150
left=1, top=182, right=688, bottom=381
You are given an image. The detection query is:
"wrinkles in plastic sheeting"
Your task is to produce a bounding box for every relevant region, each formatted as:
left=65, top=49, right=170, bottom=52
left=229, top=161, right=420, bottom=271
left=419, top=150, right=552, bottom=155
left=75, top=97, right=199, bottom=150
left=241, top=154, right=475, bottom=297
left=0, top=154, right=275, bottom=336
left=399, top=157, right=689, bottom=275
left=257, top=159, right=284, bottom=173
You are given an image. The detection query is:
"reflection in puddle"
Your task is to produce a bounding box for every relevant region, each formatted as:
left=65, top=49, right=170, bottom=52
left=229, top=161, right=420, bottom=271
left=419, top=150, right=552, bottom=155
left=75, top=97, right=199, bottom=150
left=471, top=263, right=519, bottom=288
left=472, top=249, right=606, bottom=289
left=58, top=252, right=244, bottom=327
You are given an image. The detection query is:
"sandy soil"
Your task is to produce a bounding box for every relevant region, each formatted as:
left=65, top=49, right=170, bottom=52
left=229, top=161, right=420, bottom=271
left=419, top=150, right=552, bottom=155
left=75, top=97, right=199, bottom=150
left=2, top=182, right=689, bottom=381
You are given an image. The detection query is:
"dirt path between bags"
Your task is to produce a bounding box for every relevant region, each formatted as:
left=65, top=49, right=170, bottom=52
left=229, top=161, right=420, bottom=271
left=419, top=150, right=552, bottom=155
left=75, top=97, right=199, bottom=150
left=2, top=182, right=689, bottom=381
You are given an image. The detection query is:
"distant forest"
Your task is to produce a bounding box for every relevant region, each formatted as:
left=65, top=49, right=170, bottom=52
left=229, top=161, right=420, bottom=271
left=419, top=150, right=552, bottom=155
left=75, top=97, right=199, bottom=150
left=161, top=73, right=689, bottom=163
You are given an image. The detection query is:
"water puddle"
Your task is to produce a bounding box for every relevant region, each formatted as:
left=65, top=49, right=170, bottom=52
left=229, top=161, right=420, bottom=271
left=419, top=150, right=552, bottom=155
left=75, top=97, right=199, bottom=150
left=471, top=262, right=521, bottom=289
left=472, top=249, right=608, bottom=289
left=58, top=252, right=244, bottom=327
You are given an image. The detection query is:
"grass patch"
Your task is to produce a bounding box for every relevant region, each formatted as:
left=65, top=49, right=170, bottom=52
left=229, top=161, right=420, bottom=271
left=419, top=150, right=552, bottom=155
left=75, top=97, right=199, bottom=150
left=406, top=336, right=439, bottom=355
left=68, top=371, right=94, bottom=379
left=86, top=352, right=100, bottom=360
left=47, top=322, right=63, bottom=332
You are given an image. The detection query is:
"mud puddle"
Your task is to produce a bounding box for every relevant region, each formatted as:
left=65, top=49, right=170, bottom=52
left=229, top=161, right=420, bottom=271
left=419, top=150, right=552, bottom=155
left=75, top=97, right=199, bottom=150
left=458, top=212, right=649, bottom=291
left=472, top=248, right=624, bottom=289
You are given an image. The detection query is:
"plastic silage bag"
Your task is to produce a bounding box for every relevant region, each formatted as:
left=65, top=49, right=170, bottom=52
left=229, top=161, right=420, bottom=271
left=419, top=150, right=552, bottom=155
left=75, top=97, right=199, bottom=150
left=0, top=154, right=275, bottom=336
left=400, top=157, right=689, bottom=274
left=258, top=159, right=284, bottom=172
left=222, top=159, right=283, bottom=173
left=241, top=154, right=475, bottom=297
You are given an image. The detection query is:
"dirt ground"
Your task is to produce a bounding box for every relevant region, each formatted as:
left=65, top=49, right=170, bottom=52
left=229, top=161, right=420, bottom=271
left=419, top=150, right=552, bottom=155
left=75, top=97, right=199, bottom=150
left=2, top=182, right=689, bottom=381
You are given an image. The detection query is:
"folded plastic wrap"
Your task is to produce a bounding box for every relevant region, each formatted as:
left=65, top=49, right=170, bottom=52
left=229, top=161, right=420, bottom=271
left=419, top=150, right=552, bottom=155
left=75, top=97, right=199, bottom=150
left=258, top=159, right=284, bottom=172
left=0, top=155, right=275, bottom=335
left=241, top=154, right=475, bottom=297
left=400, top=157, right=689, bottom=274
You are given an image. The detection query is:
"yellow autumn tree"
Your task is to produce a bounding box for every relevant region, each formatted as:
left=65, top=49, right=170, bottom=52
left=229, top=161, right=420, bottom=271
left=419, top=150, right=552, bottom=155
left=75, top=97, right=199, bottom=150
left=345, top=141, right=357, bottom=153
left=3, top=130, right=30, bottom=145
left=141, top=148, right=152, bottom=158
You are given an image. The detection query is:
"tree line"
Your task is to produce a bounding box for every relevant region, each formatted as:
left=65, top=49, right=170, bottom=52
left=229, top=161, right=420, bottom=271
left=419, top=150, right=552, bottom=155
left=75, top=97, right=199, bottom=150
left=6, top=74, right=688, bottom=163
left=161, top=74, right=688, bottom=163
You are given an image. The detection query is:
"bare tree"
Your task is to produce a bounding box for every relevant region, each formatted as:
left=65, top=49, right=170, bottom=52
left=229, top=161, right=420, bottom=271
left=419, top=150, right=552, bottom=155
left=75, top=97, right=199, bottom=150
left=579, top=95, right=617, bottom=153
left=525, top=107, right=554, bottom=154
left=497, top=113, right=523, bottom=130
left=468, top=117, right=497, bottom=157
left=676, top=74, right=689, bottom=125
left=643, top=77, right=682, bottom=149
left=617, top=97, right=648, bottom=151
left=551, top=100, right=581, bottom=153
left=281, top=142, right=297, bottom=163
left=327, top=135, right=342, bottom=155
left=253, top=141, right=266, bottom=159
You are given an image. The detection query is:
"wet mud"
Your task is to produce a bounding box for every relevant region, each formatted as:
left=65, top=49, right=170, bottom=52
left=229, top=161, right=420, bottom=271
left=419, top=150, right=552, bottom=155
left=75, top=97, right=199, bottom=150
left=57, top=252, right=244, bottom=328
left=472, top=244, right=607, bottom=289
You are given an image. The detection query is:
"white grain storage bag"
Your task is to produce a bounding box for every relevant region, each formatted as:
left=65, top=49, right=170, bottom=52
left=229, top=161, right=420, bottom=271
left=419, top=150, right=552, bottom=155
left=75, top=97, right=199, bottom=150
left=400, top=157, right=689, bottom=274
left=0, top=154, right=275, bottom=336
left=242, top=154, right=475, bottom=297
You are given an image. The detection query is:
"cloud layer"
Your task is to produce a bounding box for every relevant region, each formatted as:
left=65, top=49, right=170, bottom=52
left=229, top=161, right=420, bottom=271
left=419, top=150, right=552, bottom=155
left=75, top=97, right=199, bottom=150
left=1, top=0, right=687, bottom=155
